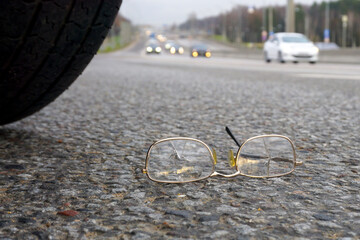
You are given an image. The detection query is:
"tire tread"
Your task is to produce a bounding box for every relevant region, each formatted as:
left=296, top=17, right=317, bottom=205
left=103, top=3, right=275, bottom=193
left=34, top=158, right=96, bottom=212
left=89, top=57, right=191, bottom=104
left=0, top=0, right=122, bottom=125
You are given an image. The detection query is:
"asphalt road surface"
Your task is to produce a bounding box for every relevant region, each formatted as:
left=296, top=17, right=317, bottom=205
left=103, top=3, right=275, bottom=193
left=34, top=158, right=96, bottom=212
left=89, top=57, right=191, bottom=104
left=1, top=37, right=359, bottom=239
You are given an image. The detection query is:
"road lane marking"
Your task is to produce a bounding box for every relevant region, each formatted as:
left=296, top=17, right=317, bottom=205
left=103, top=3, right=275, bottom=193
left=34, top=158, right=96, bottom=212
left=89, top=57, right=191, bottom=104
left=295, top=73, right=360, bottom=81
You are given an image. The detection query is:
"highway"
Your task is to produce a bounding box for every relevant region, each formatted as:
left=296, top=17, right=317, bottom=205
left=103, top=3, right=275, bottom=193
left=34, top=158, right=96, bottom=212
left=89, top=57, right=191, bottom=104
left=113, top=35, right=360, bottom=81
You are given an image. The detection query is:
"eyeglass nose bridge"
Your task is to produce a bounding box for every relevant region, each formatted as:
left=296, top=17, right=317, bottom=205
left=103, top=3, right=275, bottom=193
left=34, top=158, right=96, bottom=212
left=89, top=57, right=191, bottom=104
left=210, top=170, right=241, bottom=178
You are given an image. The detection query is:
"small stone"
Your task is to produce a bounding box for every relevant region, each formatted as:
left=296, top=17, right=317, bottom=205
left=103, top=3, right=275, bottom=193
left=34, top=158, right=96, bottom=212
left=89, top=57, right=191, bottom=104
left=165, top=209, right=192, bottom=219
left=18, top=174, right=32, bottom=179
left=111, top=188, right=127, bottom=193
left=293, top=223, right=311, bottom=234
left=187, top=192, right=208, bottom=199
left=198, top=214, right=220, bottom=222
left=4, top=164, right=25, bottom=170
left=235, top=224, right=256, bottom=235
left=231, top=202, right=241, bottom=207
left=18, top=217, right=35, bottom=224
left=130, top=231, right=151, bottom=240
left=216, top=205, right=238, bottom=214
left=148, top=213, right=163, bottom=221
left=127, top=206, right=155, bottom=214
left=43, top=207, right=57, bottom=212
left=93, top=225, right=109, bottom=233
left=183, top=200, right=202, bottom=207
left=317, top=221, right=342, bottom=229
left=212, top=230, right=229, bottom=237
left=129, top=191, right=146, bottom=199
left=100, top=194, right=113, bottom=200
left=313, top=213, right=332, bottom=221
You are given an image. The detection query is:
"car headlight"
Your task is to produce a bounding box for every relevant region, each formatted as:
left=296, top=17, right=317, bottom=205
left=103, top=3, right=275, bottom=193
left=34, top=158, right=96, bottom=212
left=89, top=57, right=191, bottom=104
left=205, top=52, right=211, bottom=58
left=313, top=46, right=319, bottom=54
left=192, top=51, right=198, bottom=57
left=170, top=47, right=176, bottom=54
left=146, top=47, right=153, bottom=52
left=178, top=47, right=184, bottom=54
left=155, top=47, right=161, bottom=53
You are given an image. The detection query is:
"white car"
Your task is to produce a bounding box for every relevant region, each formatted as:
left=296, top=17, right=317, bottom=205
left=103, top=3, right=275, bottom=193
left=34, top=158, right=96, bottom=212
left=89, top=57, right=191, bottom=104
left=263, top=33, right=319, bottom=64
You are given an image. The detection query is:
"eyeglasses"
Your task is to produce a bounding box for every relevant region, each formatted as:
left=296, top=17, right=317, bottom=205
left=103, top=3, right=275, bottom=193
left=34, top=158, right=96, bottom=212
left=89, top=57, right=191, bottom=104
left=143, top=127, right=303, bottom=183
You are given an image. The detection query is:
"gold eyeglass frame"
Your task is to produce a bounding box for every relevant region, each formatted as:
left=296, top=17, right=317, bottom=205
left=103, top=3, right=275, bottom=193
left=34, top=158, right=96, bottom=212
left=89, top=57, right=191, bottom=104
left=143, top=134, right=303, bottom=183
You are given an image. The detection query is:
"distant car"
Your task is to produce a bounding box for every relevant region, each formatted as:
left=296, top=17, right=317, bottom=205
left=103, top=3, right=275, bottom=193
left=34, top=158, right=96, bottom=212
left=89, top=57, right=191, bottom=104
left=263, top=33, right=319, bottom=64
left=165, top=40, right=175, bottom=50
left=191, top=44, right=211, bottom=58
left=146, top=43, right=162, bottom=54
left=169, top=44, right=184, bottom=55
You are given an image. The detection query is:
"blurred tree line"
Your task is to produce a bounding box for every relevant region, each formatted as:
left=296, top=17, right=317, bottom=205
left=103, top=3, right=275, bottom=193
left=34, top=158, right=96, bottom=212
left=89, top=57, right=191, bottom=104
left=179, top=0, right=360, bottom=47
left=99, top=14, right=135, bottom=52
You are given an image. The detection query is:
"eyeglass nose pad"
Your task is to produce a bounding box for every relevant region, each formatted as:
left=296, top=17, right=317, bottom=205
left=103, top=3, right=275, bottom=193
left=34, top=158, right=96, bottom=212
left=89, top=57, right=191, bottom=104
left=212, top=148, right=217, bottom=165
left=228, top=149, right=236, bottom=167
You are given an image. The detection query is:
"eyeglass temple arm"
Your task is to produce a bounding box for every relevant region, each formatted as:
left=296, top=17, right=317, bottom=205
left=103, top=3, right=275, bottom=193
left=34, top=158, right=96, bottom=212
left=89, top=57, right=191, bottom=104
left=225, top=126, right=242, bottom=148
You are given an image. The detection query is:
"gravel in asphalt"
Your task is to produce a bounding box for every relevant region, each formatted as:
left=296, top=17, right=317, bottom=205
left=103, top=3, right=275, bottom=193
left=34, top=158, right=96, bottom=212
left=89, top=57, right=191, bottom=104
left=0, top=53, right=359, bottom=239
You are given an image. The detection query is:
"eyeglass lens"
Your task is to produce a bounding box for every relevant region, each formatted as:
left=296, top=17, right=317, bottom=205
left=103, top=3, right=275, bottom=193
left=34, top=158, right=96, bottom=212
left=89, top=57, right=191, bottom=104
left=147, top=139, right=214, bottom=183
left=238, top=136, right=295, bottom=177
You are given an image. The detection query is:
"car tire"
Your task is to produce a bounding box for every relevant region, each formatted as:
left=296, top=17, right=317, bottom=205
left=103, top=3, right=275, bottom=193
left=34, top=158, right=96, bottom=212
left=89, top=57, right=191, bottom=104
left=0, top=0, right=122, bottom=125
left=264, top=52, right=271, bottom=63
left=278, top=52, right=285, bottom=63
left=309, top=61, right=317, bottom=64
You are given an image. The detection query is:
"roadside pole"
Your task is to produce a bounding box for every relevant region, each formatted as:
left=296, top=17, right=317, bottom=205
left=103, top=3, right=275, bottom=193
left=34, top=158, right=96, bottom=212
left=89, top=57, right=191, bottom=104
left=268, top=5, right=273, bottom=37
left=324, top=0, right=330, bottom=43
left=286, top=0, right=295, bottom=32
left=342, top=15, right=348, bottom=48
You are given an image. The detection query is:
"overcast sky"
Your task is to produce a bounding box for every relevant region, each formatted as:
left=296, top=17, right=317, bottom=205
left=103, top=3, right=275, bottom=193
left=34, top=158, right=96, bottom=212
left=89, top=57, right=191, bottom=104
left=120, top=0, right=323, bottom=26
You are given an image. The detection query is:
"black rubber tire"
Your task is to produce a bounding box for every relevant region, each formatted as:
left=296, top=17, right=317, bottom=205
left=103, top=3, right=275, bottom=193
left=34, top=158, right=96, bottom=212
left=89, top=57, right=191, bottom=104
left=0, top=0, right=122, bottom=125
left=264, top=51, right=271, bottom=63
left=278, top=52, right=285, bottom=63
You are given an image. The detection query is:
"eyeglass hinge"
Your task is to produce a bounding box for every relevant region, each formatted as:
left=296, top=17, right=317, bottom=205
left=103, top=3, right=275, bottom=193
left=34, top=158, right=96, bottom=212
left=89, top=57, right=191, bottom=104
left=295, top=161, right=303, bottom=166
